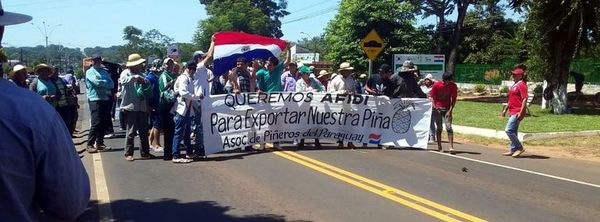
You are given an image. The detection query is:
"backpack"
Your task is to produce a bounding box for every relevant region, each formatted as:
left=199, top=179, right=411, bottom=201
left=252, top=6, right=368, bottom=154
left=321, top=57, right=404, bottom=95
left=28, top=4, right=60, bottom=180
left=160, top=74, right=177, bottom=108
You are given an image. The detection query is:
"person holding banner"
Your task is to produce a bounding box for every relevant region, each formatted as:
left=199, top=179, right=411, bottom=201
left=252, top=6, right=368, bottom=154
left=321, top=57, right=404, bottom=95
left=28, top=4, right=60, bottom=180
left=365, top=64, right=394, bottom=97
left=430, top=72, right=457, bottom=153
left=296, top=65, right=324, bottom=149
left=328, top=62, right=358, bottom=149
left=252, top=44, right=291, bottom=149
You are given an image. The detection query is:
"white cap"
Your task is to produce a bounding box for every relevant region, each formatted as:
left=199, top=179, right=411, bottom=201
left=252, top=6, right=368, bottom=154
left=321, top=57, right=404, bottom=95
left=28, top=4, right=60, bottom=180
left=12, top=64, right=27, bottom=72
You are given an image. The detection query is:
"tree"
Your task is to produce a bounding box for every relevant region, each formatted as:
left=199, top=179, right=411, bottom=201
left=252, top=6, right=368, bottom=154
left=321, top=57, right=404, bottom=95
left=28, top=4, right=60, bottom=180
left=119, top=26, right=173, bottom=60
left=415, top=0, right=454, bottom=54
left=446, top=0, right=476, bottom=74
left=324, top=0, right=430, bottom=73
left=461, top=2, right=520, bottom=64
left=193, top=0, right=272, bottom=50
left=199, top=0, right=289, bottom=38
left=511, top=0, right=600, bottom=114
left=296, top=34, right=328, bottom=61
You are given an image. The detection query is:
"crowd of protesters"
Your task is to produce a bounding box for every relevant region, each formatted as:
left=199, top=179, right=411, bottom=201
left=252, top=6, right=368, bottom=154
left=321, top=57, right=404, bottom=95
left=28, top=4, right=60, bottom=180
left=3, top=41, right=530, bottom=165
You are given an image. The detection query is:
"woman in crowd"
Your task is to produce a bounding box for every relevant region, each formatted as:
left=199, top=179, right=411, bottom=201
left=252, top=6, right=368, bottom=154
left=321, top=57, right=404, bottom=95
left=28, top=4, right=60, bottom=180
left=295, top=65, right=324, bottom=149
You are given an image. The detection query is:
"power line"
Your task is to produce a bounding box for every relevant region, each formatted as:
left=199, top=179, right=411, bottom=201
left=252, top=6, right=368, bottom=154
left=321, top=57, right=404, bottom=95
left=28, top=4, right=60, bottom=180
left=282, top=5, right=338, bottom=24
left=288, top=0, right=333, bottom=14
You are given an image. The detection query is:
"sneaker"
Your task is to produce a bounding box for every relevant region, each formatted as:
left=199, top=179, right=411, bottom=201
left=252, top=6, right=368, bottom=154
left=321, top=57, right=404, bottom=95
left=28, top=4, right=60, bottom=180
left=104, top=134, right=115, bottom=139
left=337, top=142, right=344, bottom=149
left=125, top=156, right=134, bottom=161
left=502, top=151, right=513, bottom=156
left=172, top=158, right=192, bottom=164
left=87, top=145, right=98, bottom=153
left=449, top=148, right=456, bottom=154
left=348, top=143, right=356, bottom=149
left=437, top=146, right=442, bottom=152
left=186, top=154, right=199, bottom=159
left=152, top=146, right=164, bottom=153
left=273, top=142, right=281, bottom=149
left=512, top=149, right=525, bottom=157
left=95, top=144, right=111, bottom=151
left=140, top=154, right=157, bottom=160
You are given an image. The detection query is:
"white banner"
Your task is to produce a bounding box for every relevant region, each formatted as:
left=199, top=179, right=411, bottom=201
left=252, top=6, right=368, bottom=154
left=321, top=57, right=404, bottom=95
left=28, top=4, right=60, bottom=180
left=200, top=92, right=432, bottom=155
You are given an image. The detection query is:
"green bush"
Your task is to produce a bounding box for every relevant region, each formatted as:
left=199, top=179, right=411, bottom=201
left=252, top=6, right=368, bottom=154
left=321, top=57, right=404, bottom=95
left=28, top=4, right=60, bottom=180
left=473, top=84, right=487, bottom=93
left=500, top=86, right=509, bottom=93
left=533, top=84, right=543, bottom=94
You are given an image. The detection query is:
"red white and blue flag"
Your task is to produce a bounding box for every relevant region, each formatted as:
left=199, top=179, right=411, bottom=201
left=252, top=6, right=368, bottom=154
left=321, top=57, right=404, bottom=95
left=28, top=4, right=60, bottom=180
left=368, top=134, right=382, bottom=144
left=213, top=32, right=288, bottom=77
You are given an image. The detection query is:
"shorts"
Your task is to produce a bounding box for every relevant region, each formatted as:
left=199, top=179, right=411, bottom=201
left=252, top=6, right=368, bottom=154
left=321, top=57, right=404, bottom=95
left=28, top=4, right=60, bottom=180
left=150, top=111, right=161, bottom=129
left=433, top=107, right=453, bottom=134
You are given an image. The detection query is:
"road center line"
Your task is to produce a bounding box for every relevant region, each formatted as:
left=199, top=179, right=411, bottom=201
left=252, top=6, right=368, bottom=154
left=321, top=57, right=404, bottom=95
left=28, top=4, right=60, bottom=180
left=429, top=151, right=600, bottom=189
left=92, top=153, right=113, bottom=221
left=273, top=150, right=486, bottom=222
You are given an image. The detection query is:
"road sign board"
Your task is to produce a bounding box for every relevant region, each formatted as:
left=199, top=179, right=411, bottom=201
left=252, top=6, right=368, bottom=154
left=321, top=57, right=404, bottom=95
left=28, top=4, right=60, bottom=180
left=360, top=29, right=385, bottom=61
left=394, top=54, right=445, bottom=79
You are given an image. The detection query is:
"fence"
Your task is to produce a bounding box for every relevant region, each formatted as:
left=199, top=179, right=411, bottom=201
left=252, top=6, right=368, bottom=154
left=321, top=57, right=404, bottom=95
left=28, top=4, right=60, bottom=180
left=454, top=59, right=600, bottom=84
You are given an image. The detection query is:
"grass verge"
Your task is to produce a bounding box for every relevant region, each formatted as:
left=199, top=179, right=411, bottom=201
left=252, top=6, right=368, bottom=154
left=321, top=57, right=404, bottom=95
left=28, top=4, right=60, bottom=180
left=453, top=101, right=600, bottom=133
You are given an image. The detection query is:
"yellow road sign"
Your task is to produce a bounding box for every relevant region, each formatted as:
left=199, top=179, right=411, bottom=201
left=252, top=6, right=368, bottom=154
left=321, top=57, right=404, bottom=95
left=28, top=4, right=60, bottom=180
left=360, top=29, right=386, bottom=61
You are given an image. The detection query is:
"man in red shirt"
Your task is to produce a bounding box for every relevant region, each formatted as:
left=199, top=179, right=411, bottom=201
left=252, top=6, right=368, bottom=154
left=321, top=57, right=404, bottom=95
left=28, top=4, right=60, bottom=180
left=430, top=72, right=458, bottom=153
left=501, top=68, right=528, bottom=157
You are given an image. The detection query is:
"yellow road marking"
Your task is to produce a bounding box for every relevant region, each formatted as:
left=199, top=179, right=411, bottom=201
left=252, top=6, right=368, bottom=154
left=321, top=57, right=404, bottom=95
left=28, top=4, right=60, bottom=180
left=273, top=150, right=486, bottom=222
left=92, top=153, right=113, bottom=221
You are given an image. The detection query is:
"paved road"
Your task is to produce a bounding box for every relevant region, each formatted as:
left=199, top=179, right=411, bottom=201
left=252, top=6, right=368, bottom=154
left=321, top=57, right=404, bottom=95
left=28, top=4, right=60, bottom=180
left=74, top=96, right=600, bottom=222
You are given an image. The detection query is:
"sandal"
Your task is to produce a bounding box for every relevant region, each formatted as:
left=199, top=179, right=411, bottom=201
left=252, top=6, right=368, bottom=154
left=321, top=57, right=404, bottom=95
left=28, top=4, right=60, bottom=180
left=125, top=156, right=134, bottom=161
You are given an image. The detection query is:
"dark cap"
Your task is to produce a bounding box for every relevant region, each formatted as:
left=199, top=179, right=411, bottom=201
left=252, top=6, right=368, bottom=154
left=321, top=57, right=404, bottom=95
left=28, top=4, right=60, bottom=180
left=379, top=64, right=392, bottom=73
left=186, top=61, right=197, bottom=70
left=92, top=54, right=102, bottom=60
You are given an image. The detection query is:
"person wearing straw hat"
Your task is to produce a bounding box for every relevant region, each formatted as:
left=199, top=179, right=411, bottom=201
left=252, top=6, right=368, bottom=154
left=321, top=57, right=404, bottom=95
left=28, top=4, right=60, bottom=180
left=316, top=69, right=330, bottom=88
left=8, top=64, right=28, bottom=88
left=85, top=55, right=115, bottom=153
left=328, top=62, right=358, bottom=149
left=120, top=53, right=155, bottom=161
left=30, top=64, right=60, bottom=106
left=0, top=2, right=90, bottom=221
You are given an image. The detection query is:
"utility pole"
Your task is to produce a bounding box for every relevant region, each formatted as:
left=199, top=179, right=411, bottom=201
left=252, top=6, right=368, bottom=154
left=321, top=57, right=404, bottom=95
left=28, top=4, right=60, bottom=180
left=31, top=22, right=61, bottom=63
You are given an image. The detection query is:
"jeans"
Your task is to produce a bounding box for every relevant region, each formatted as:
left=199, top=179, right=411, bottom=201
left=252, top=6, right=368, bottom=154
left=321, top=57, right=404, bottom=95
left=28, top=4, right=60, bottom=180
left=193, top=105, right=205, bottom=155
left=505, top=115, right=523, bottom=152
left=172, top=113, right=192, bottom=158
left=429, top=118, right=436, bottom=141
left=124, top=111, right=150, bottom=157
left=87, top=100, right=111, bottom=146
left=56, top=105, right=75, bottom=135
left=159, top=109, right=175, bottom=159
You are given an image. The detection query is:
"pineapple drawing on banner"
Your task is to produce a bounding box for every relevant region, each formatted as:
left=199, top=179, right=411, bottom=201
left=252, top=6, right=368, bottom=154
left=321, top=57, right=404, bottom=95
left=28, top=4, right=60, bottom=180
left=391, top=100, right=415, bottom=133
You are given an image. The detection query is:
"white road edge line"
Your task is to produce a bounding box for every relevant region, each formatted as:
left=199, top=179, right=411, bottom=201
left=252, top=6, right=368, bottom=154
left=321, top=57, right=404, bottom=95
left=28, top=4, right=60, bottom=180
left=429, top=151, right=600, bottom=189
left=92, top=153, right=113, bottom=221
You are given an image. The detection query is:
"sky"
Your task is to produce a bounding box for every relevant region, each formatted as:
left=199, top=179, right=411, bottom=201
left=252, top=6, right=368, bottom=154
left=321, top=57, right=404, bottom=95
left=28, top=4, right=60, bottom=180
left=2, top=0, right=523, bottom=49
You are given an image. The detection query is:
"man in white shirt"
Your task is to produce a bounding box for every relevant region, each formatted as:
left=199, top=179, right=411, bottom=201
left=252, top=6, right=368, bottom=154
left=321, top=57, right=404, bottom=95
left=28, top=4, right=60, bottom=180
left=172, top=62, right=204, bottom=163
left=327, top=62, right=357, bottom=149
left=191, top=38, right=215, bottom=157
left=327, top=62, right=357, bottom=94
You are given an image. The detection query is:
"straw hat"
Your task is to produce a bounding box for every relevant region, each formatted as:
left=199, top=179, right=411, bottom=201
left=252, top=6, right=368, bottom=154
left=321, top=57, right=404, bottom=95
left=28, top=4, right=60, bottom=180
left=400, top=60, right=418, bottom=72
left=0, top=1, right=33, bottom=26
left=34, top=64, right=53, bottom=73
left=359, top=73, right=367, bottom=79
left=338, top=62, right=354, bottom=71
left=317, top=70, right=330, bottom=78
left=12, top=64, right=27, bottom=72
left=126, top=53, right=146, bottom=67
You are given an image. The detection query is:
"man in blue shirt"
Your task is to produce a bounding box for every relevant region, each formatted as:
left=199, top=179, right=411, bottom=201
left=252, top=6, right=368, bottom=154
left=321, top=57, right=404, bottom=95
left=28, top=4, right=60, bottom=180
left=0, top=5, right=90, bottom=221
left=85, top=55, right=115, bottom=153
left=145, top=67, right=163, bottom=152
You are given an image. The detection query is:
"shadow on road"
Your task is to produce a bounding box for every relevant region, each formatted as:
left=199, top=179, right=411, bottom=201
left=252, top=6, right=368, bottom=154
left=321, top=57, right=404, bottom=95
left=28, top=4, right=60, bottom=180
left=78, top=199, right=305, bottom=222
left=514, top=154, right=550, bottom=159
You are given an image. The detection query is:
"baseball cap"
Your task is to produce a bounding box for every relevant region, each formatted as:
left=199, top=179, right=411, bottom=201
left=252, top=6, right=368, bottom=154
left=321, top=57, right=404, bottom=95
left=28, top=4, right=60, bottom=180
left=91, top=54, right=102, bottom=60
left=193, top=51, right=205, bottom=60
left=299, top=66, right=311, bottom=74
left=379, top=64, right=392, bottom=73
left=163, top=57, right=174, bottom=65
left=186, top=60, right=197, bottom=70
left=511, top=68, right=525, bottom=75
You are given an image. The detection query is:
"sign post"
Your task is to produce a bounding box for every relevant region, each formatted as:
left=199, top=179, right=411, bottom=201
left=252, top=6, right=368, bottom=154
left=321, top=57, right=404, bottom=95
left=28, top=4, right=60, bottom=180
left=360, top=29, right=385, bottom=77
